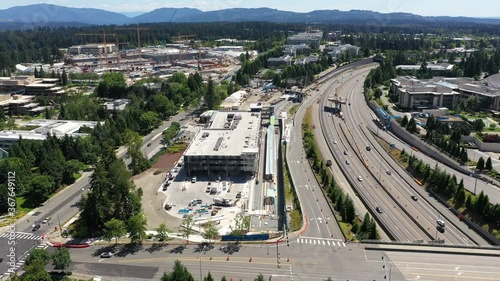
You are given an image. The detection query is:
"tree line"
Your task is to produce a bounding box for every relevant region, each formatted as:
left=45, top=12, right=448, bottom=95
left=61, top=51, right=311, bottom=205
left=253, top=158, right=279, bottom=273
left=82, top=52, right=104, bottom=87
left=0, top=71, right=205, bottom=216
left=7, top=247, right=72, bottom=281
left=0, top=21, right=299, bottom=72
left=402, top=149, right=500, bottom=236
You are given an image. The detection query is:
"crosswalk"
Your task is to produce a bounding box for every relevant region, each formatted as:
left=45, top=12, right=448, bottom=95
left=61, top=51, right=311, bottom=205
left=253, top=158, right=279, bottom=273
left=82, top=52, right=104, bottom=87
left=297, top=237, right=347, bottom=247
left=0, top=232, right=43, bottom=240
left=0, top=242, right=49, bottom=279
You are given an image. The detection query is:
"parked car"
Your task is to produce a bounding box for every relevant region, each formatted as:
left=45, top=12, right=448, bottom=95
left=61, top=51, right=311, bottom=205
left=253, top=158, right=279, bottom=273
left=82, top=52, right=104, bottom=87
left=386, top=170, right=392, bottom=175
left=42, top=217, right=51, bottom=224
left=366, top=146, right=371, bottom=151
left=236, top=192, right=242, bottom=199
left=357, top=176, right=363, bottom=181
left=32, top=224, right=41, bottom=231
left=343, top=151, right=348, bottom=155
left=346, top=160, right=350, bottom=165
left=326, top=160, right=332, bottom=167
left=411, top=195, right=418, bottom=201
left=375, top=207, right=383, bottom=213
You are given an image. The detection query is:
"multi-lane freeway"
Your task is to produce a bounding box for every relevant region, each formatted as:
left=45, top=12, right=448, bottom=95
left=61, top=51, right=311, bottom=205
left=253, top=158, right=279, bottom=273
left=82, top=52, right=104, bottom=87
left=316, top=65, right=489, bottom=245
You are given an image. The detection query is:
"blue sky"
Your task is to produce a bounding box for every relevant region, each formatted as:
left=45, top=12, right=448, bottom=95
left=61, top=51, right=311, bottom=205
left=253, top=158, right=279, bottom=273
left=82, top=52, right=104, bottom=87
left=1, top=0, right=499, bottom=17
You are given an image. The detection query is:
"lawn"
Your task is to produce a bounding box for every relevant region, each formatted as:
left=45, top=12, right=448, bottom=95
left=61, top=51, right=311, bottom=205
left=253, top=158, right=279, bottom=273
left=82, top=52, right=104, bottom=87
left=167, top=142, right=187, bottom=153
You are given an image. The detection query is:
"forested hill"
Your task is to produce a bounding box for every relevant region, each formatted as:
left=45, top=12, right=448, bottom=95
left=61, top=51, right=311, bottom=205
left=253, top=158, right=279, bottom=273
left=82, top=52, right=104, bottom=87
left=1, top=4, right=500, bottom=29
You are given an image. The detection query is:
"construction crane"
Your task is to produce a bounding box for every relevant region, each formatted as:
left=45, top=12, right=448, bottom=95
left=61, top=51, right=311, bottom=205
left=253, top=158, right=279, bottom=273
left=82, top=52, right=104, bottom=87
left=171, top=34, right=197, bottom=63
left=171, top=34, right=196, bottom=44
left=115, top=25, right=148, bottom=60
left=115, top=38, right=129, bottom=66
left=75, top=31, right=116, bottom=67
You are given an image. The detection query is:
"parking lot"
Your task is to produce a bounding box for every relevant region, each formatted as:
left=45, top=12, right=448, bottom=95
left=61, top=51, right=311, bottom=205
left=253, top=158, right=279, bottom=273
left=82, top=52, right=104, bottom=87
left=159, top=164, right=252, bottom=235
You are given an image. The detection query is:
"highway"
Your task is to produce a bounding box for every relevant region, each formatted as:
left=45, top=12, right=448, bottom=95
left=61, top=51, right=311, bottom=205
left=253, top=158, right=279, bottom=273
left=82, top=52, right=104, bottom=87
left=318, top=66, right=429, bottom=242
left=379, top=129, right=500, bottom=204
left=286, top=63, right=378, bottom=240
left=0, top=109, right=195, bottom=279
left=54, top=242, right=500, bottom=281
left=318, top=66, right=489, bottom=245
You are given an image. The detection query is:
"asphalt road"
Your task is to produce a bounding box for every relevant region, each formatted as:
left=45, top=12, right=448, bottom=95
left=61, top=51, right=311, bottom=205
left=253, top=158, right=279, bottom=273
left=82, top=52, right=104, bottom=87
left=380, top=129, right=500, bottom=204
left=286, top=63, right=377, bottom=240
left=319, top=68, right=488, bottom=245
left=61, top=242, right=500, bottom=281
left=319, top=67, right=428, bottom=242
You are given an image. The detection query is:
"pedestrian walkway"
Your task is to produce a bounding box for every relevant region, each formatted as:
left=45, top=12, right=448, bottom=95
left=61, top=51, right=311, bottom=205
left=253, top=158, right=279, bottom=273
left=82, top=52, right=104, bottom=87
left=0, top=232, right=43, bottom=240
left=297, top=237, right=346, bottom=247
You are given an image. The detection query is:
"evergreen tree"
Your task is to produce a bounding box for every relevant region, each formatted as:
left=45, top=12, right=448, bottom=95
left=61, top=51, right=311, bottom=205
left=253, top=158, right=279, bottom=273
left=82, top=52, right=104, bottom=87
left=368, top=218, right=378, bottom=239
left=400, top=115, right=409, bottom=127
left=476, top=157, right=485, bottom=170
left=61, top=69, right=68, bottom=85
left=465, top=194, right=473, bottom=210
left=460, top=149, right=469, bottom=164
left=485, top=157, right=493, bottom=170
left=344, top=196, right=356, bottom=224
left=454, top=185, right=466, bottom=208
left=161, top=260, right=194, bottom=281
left=204, top=272, right=215, bottom=281
left=205, top=79, right=220, bottom=110
left=360, top=213, right=371, bottom=233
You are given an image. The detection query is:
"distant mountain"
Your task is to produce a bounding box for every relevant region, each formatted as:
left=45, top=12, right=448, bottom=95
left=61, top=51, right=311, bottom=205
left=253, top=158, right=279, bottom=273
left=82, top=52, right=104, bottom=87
left=130, top=7, right=203, bottom=23
left=0, top=4, right=499, bottom=29
left=0, top=4, right=129, bottom=26
left=120, top=12, right=145, bottom=18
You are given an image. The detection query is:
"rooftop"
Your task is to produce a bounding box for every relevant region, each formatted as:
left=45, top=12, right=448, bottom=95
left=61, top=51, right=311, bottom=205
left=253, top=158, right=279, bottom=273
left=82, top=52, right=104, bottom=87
left=185, top=111, right=261, bottom=157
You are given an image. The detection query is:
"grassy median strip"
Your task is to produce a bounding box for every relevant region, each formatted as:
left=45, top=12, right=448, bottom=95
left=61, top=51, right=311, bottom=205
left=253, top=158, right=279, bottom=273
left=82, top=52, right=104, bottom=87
left=282, top=144, right=302, bottom=232
left=302, top=107, right=379, bottom=241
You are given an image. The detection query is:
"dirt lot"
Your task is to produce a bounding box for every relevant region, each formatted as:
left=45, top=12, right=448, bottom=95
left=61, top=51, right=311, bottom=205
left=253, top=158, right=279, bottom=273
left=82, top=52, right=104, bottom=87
left=152, top=151, right=184, bottom=171
left=133, top=151, right=185, bottom=231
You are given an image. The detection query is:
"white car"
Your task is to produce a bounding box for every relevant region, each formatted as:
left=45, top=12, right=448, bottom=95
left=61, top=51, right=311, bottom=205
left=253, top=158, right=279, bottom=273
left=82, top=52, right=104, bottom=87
left=357, top=176, right=363, bottom=182
left=333, top=140, right=337, bottom=144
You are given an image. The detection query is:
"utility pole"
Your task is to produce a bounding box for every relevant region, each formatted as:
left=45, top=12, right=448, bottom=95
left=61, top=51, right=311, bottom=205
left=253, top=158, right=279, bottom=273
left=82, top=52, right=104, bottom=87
left=199, top=245, right=206, bottom=281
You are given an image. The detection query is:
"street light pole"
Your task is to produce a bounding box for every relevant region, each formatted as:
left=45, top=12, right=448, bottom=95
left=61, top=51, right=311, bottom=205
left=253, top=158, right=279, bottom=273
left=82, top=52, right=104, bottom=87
left=474, top=176, right=478, bottom=195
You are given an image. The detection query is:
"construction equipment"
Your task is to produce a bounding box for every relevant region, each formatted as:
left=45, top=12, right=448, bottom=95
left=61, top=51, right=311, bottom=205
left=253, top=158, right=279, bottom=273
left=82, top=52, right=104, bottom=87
left=115, top=25, right=148, bottom=60
left=75, top=31, right=116, bottom=67
left=115, top=38, right=129, bottom=65
left=171, top=34, right=197, bottom=63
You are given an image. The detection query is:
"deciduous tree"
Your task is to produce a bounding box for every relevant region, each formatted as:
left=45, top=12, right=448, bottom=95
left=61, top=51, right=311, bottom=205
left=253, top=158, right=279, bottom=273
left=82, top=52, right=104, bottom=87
left=103, top=218, right=126, bottom=244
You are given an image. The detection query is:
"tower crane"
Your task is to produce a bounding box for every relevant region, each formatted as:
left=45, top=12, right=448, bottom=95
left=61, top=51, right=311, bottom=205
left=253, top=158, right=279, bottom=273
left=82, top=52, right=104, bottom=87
left=171, top=34, right=196, bottom=63
left=115, top=25, right=148, bottom=60
left=75, top=31, right=116, bottom=68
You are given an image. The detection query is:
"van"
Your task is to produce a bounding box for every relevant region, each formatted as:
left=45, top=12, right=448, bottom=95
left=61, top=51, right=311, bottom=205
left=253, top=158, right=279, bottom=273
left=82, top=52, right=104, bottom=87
left=437, top=220, right=445, bottom=227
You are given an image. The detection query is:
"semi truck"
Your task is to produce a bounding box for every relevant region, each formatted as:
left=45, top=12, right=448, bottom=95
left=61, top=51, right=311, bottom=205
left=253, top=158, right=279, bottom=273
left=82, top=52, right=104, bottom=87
left=213, top=198, right=234, bottom=207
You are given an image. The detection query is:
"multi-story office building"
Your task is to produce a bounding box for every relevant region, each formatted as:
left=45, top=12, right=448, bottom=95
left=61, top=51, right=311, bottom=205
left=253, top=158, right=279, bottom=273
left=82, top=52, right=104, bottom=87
left=183, top=111, right=261, bottom=177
